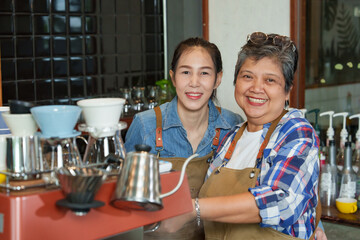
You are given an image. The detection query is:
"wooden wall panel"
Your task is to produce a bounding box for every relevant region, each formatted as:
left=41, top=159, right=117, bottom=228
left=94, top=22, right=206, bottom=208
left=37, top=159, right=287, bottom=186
left=202, top=0, right=209, bottom=40
left=290, top=0, right=306, bottom=108
left=0, top=49, right=2, bottom=106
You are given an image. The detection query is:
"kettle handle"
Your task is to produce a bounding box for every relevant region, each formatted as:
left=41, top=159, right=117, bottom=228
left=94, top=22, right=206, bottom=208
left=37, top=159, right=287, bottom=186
left=160, top=153, right=199, bottom=198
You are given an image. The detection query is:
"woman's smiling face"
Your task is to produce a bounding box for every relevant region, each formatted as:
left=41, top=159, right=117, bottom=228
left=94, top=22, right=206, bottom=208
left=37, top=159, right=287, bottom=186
left=170, top=46, right=222, bottom=113
left=234, top=57, right=290, bottom=132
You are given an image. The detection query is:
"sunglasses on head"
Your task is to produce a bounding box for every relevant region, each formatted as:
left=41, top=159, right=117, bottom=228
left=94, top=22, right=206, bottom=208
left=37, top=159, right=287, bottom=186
left=247, top=32, right=296, bottom=52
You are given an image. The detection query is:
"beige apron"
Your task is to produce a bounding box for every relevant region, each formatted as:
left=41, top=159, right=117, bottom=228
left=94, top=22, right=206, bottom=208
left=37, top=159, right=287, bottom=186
left=199, top=110, right=321, bottom=240
left=144, top=106, right=222, bottom=240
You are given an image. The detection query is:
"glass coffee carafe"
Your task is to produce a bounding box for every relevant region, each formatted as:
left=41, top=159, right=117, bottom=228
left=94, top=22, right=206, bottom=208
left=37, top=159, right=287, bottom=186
left=77, top=98, right=127, bottom=173
left=147, top=85, right=159, bottom=109
left=119, top=88, right=135, bottom=117
left=79, top=122, right=127, bottom=172
left=132, top=86, right=148, bottom=112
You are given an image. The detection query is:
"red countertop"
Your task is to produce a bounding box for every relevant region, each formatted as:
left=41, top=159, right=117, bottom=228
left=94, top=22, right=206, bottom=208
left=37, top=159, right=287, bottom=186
left=0, top=171, right=192, bottom=240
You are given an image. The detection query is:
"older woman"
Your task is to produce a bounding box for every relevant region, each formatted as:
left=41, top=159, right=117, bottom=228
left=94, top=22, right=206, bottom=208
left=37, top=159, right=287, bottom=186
left=159, top=32, right=322, bottom=239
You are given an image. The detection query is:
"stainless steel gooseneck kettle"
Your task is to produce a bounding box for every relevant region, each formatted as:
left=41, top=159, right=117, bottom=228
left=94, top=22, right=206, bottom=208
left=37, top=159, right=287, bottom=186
left=110, top=144, right=198, bottom=211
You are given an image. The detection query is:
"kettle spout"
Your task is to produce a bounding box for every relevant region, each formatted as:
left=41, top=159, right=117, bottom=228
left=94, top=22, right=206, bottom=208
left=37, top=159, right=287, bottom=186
left=160, top=153, right=199, bottom=198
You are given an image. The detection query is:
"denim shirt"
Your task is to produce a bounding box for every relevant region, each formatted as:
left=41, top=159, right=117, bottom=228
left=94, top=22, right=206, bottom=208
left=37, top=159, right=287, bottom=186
left=125, top=97, right=242, bottom=158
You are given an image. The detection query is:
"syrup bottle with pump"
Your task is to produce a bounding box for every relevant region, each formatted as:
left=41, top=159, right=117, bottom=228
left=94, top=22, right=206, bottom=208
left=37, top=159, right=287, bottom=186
left=319, top=111, right=337, bottom=206
left=350, top=114, right=360, bottom=208
left=339, top=141, right=357, bottom=199
left=349, top=114, right=360, bottom=172
left=333, top=112, right=349, bottom=170
left=320, top=139, right=338, bottom=206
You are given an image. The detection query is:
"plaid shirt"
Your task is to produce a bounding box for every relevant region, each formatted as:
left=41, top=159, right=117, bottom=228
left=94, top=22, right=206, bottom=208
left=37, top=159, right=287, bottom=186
left=207, top=109, right=320, bottom=239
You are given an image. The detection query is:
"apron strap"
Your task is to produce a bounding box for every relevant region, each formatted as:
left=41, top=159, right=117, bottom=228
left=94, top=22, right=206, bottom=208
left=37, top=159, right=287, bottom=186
left=255, top=109, right=288, bottom=161
left=224, top=123, right=247, bottom=160
left=212, top=106, right=222, bottom=147
left=154, top=106, right=163, bottom=153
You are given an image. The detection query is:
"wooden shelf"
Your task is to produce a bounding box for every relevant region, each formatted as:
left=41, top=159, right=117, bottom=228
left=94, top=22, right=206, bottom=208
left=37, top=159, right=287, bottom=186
left=321, top=205, right=360, bottom=227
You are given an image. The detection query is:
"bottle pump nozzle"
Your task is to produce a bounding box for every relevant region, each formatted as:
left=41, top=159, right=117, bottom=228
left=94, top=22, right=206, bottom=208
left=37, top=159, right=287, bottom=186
left=307, top=109, right=320, bottom=137
left=349, top=114, right=360, bottom=141
left=333, top=112, right=349, bottom=143
left=320, top=111, right=335, bottom=141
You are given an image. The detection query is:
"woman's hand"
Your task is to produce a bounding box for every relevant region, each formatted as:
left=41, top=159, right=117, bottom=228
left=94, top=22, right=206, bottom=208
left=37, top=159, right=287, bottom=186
left=315, top=227, right=328, bottom=240
left=156, top=210, right=196, bottom=233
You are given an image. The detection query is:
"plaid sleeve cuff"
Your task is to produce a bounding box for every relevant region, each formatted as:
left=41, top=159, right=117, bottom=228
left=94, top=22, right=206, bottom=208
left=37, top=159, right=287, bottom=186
left=249, top=185, right=287, bottom=226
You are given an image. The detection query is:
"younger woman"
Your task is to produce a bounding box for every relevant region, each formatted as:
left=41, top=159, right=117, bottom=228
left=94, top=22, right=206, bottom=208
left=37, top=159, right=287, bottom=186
left=125, top=37, right=242, bottom=239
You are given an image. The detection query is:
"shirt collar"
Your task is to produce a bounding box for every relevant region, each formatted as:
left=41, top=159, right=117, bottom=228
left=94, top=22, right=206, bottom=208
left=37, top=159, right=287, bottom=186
left=162, top=96, right=233, bottom=130
left=234, top=109, right=297, bottom=137
left=162, top=97, right=183, bottom=129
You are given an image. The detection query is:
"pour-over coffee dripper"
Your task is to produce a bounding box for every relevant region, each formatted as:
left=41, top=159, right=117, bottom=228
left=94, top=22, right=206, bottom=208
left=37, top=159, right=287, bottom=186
left=56, top=166, right=106, bottom=216
left=77, top=98, right=126, bottom=137
left=2, top=112, right=38, bottom=136
left=30, top=105, right=84, bottom=184
left=30, top=105, right=82, bottom=139
left=77, top=98, right=126, bottom=172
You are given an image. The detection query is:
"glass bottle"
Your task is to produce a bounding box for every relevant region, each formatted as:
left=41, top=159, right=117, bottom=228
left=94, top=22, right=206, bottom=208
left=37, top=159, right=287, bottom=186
left=132, top=86, right=148, bottom=112
left=319, top=141, right=327, bottom=171
left=339, top=141, right=357, bottom=199
left=357, top=155, right=360, bottom=208
left=119, top=88, right=134, bottom=117
left=353, top=141, right=360, bottom=173
left=320, top=140, right=338, bottom=206
left=147, top=85, right=159, bottom=109
left=337, top=140, right=345, bottom=171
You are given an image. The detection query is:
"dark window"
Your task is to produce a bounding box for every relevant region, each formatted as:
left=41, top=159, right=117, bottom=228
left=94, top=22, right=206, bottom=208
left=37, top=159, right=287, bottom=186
left=0, top=0, right=164, bottom=105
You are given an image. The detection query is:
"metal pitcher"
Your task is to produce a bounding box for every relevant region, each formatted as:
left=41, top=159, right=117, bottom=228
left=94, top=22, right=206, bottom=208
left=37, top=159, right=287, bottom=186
left=5, top=135, right=41, bottom=180
left=111, top=144, right=198, bottom=211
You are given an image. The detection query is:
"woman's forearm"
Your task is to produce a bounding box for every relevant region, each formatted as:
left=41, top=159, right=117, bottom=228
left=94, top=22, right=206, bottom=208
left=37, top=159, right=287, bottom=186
left=197, top=192, right=261, bottom=223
